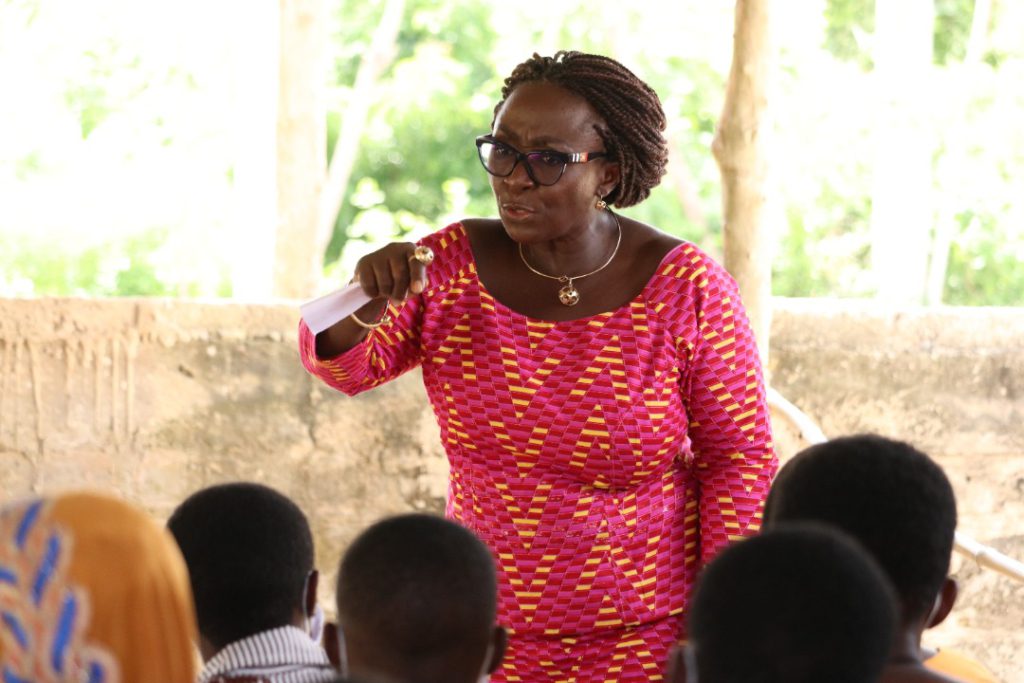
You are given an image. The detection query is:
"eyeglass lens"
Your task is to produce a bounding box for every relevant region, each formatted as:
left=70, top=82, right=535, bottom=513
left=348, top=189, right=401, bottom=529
left=477, top=141, right=564, bottom=186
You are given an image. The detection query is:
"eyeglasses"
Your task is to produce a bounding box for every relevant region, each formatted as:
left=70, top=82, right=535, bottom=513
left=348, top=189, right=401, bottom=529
left=475, top=135, right=608, bottom=186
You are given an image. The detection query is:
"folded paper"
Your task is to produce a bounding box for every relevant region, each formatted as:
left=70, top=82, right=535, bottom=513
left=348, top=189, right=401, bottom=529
left=299, top=283, right=373, bottom=335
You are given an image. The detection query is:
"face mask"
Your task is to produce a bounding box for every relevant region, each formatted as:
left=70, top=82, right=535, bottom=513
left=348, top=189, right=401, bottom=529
left=683, top=643, right=698, bottom=683
left=308, top=604, right=325, bottom=643
left=301, top=572, right=324, bottom=643
left=477, top=638, right=495, bottom=683
left=335, top=625, right=350, bottom=678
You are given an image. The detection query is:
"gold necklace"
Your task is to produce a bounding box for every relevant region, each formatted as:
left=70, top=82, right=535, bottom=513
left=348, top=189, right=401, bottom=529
left=518, top=211, right=623, bottom=306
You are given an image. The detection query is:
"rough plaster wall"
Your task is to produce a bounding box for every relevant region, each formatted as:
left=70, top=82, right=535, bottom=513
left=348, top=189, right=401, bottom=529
left=0, top=298, right=1021, bottom=681
left=0, top=298, right=448, bottom=573
left=768, top=298, right=1024, bottom=682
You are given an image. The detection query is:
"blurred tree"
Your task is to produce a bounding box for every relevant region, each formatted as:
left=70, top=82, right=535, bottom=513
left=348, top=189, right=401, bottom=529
left=713, top=0, right=777, bottom=359
left=823, top=0, right=978, bottom=66
left=824, top=0, right=875, bottom=68
left=275, top=0, right=327, bottom=298
left=934, top=0, right=976, bottom=64
left=322, top=0, right=502, bottom=274
left=316, top=0, right=405, bottom=272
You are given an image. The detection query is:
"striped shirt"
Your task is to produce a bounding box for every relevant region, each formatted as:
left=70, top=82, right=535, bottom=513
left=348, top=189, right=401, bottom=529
left=199, top=625, right=336, bottom=683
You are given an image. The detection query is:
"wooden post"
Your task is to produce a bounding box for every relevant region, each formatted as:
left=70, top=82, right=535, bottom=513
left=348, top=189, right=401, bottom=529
left=712, top=0, right=775, bottom=365
left=275, top=0, right=327, bottom=299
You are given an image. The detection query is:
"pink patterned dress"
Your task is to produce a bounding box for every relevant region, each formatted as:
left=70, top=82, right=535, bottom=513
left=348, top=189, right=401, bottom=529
left=299, top=223, right=776, bottom=682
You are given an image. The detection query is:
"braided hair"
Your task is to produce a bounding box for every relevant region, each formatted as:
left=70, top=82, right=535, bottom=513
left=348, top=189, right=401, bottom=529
left=493, top=51, right=668, bottom=208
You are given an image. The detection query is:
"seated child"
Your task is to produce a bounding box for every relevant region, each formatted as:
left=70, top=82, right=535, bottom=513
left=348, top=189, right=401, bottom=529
left=764, top=434, right=997, bottom=683
left=168, top=483, right=335, bottom=683
left=328, top=513, right=506, bottom=683
left=669, top=523, right=897, bottom=683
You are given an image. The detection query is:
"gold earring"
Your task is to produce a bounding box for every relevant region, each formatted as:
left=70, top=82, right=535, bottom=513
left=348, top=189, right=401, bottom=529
left=596, top=197, right=608, bottom=210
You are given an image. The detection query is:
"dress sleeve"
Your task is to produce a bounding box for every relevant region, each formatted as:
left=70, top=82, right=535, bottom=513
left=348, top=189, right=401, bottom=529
left=298, top=293, right=425, bottom=397
left=681, top=254, right=777, bottom=563
left=297, top=223, right=469, bottom=396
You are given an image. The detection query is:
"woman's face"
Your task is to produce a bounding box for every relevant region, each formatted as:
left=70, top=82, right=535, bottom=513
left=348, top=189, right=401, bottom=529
left=488, top=81, right=619, bottom=244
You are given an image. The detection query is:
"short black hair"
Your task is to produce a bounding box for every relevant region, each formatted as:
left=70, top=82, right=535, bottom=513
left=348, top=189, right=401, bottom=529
left=167, top=482, right=314, bottom=649
left=763, top=434, right=957, bottom=621
left=689, top=524, right=896, bottom=683
left=336, top=514, right=497, bottom=661
left=495, top=51, right=668, bottom=208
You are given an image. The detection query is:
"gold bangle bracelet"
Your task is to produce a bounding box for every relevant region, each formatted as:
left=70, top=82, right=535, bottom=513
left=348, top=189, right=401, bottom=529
left=350, top=305, right=391, bottom=329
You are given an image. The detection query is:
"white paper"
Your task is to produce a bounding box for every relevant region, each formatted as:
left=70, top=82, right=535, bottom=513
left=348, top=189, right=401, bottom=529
left=299, top=282, right=374, bottom=335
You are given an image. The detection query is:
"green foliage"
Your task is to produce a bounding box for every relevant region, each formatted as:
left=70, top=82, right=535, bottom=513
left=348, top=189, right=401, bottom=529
left=325, top=1, right=726, bottom=270
left=944, top=212, right=1024, bottom=306
left=329, top=0, right=386, bottom=87
left=773, top=192, right=873, bottom=298
left=824, top=0, right=979, bottom=67
left=824, top=0, right=874, bottom=69
left=326, top=0, right=501, bottom=266
left=934, top=0, right=974, bottom=64
left=0, top=229, right=174, bottom=297
left=323, top=0, right=1024, bottom=305
left=62, top=39, right=149, bottom=139
left=638, top=55, right=727, bottom=250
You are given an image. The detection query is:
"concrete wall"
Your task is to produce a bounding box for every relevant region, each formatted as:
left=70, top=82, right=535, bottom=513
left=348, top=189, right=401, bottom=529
left=1, top=297, right=1022, bottom=680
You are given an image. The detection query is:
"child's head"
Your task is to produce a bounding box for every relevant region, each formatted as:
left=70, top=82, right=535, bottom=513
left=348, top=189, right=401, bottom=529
left=333, top=514, right=506, bottom=683
left=679, top=524, right=896, bottom=683
left=764, top=434, right=958, bottom=627
left=167, top=482, right=318, bottom=656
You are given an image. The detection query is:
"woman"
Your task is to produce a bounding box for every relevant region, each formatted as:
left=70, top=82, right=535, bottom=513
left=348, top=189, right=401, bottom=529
left=300, top=51, right=776, bottom=681
left=0, top=492, right=199, bottom=683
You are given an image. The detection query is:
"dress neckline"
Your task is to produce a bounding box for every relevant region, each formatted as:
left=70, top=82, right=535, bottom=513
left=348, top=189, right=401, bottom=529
left=460, top=225, right=691, bottom=325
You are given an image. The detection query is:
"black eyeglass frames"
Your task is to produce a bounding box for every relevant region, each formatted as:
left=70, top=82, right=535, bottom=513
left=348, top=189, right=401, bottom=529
left=475, top=135, right=607, bottom=186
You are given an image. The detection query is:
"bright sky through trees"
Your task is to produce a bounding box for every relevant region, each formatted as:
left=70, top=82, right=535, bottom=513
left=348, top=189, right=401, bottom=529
left=1, top=0, right=1021, bottom=304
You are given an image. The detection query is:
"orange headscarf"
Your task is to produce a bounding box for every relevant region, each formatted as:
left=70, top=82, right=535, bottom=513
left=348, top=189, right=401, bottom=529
left=0, top=492, right=198, bottom=683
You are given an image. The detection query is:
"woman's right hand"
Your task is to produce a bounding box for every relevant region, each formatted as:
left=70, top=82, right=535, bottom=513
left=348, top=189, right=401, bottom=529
left=314, top=241, right=431, bottom=359
left=352, top=241, right=431, bottom=301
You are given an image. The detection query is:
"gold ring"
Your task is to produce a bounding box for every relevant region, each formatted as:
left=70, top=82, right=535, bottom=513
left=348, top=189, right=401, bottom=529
left=410, top=246, right=434, bottom=265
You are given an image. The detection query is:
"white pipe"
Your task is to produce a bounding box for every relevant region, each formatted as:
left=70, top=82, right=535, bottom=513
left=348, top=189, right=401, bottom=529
left=766, top=387, right=827, bottom=445
left=954, top=531, right=1024, bottom=583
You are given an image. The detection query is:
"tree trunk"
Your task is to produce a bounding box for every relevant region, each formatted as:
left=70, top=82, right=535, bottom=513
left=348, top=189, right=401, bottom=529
left=712, top=0, right=776, bottom=365
left=274, top=0, right=327, bottom=299
left=870, top=0, right=934, bottom=306
left=314, top=0, right=406, bottom=270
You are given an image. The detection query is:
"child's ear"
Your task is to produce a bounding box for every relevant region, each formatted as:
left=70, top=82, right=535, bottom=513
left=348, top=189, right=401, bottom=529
left=305, top=569, right=319, bottom=617
left=486, top=626, right=509, bottom=675
left=925, top=577, right=959, bottom=628
left=323, top=622, right=342, bottom=670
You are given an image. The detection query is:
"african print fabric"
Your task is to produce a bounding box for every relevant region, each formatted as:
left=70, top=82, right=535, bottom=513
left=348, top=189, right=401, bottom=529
left=500, top=615, right=681, bottom=682
left=300, top=223, right=776, bottom=681
left=0, top=499, right=117, bottom=683
left=0, top=493, right=198, bottom=683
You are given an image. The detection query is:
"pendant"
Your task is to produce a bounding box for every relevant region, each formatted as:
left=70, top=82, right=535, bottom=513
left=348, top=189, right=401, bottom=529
left=558, top=282, right=580, bottom=306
